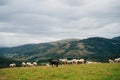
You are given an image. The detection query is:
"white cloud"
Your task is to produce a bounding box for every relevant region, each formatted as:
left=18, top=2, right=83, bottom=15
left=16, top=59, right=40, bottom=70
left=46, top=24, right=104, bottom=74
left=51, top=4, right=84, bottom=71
left=0, top=32, right=60, bottom=47
left=0, top=0, right=120, bottom=47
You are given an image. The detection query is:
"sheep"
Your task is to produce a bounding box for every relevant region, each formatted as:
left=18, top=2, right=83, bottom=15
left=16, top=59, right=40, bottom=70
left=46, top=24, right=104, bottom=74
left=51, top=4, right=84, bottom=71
left=9, top=63, right=16, bottom=68
left=71, top=59, right=85, bottom=64
left=71, top=59, right=78, bottom=64
left=48, top=59, right=59, bottom=67
left=33, top=62, right=38, bottom=66
left=86, top=61, right=101, bottom=64
left=114, top=58, right=120, bottom=63
left=45, top=63, right=50, bottom=67
left=22, top=62, right=26, bottom=67
left=77, top=59, right=85, bottom=64
left=26, top=62, right=34, bottom=67
left=59, top=59, right=67, bottom=65
left=109, top=59, right=114, bottom=63
left=86, top=61, right=95, bottom=64
left=22, top=62, right=37, bottom=67
left=67, top=60, right=73, bottom=65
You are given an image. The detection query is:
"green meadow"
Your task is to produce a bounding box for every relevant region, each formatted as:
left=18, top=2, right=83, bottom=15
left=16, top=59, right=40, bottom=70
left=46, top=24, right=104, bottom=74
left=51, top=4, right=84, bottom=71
left=0, top=63, right=120, bottom=80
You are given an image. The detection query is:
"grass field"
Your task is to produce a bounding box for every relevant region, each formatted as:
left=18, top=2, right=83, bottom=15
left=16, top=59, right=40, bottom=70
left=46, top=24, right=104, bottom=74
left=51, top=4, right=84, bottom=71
left=0, top=63, right=120, bottom=80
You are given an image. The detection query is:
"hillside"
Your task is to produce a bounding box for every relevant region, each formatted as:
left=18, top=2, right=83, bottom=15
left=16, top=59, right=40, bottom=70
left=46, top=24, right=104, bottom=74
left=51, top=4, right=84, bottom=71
left=112, top=36, right=120, bottom=41
left=0, top=37, right=120, bottom=67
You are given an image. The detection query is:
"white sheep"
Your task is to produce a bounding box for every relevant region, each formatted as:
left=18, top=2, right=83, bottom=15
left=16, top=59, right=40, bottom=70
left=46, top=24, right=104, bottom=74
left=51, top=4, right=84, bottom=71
left=33, top=62, right=38, bottom=66
left=86, top=61, right=101, bottom=64
left=109, top=59, right=114, bottom=63
left=77, top=59, right=85, bottom=64
left=45, top=63, right=50, bottom=67
left=26, top=62, right=34, bottom=67
left=9, top=63, right=16, bottom=68
left=22, top=62, right=26, bottom=67
left=86, top=61, right=92, bottom=64
left=67, top=60, right=73, bottom=65
left=71, top=59, right=85, bottom=64
left=71, top=59, right=78, bottom=64
left=59, top=59, right=67, bottom=65
left=114, top=58, right=120, bottom=63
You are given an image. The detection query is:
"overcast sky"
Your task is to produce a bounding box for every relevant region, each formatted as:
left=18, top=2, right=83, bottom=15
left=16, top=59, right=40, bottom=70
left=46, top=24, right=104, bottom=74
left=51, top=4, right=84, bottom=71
left=0, top=0, right=120, bottom=47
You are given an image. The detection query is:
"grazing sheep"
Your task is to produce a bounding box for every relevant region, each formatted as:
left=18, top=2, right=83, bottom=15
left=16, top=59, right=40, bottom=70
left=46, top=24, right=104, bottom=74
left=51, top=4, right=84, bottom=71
left=86, top=61, right=94, bottom=64
left=26, top=62, right=34, bottom=67
left=87, top=61, right=95, bottom=64
left=22, top=62, right=26, bottom=67
left=9, top=63, right=16, bottom=68
left=59, top=59, right=67, bottom=65
left=71, top=59, right=78, bottom=64
left=114, top=58, right=120, bottom=63
left=33, top=62, right=38, bottom=66
left=67, top=60, right=73, bottom=65
left=86, top=61, right=101, bottom=64
left=48, top=59, right=59, bottom=67
left=77, top=59, right=85, bottom=64
left=71, top=59, right=85, bottom=64
left=45, top=64, right=50, bottom=67
left=109, top=59, right=114, bottom=63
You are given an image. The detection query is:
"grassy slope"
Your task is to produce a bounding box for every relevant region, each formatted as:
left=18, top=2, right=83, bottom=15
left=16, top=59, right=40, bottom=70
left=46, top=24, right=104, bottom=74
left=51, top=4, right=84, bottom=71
left=0, top=63, right=120, bottom=80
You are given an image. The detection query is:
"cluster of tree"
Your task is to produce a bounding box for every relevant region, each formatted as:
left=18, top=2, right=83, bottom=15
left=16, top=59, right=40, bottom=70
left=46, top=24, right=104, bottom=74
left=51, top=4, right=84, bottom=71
left=0, top=57, right=22, bottom=68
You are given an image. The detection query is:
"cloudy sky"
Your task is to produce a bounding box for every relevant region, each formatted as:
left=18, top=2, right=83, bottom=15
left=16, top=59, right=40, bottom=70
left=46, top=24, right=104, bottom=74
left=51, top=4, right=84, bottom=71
left=0, top=0, right=120, bottom=47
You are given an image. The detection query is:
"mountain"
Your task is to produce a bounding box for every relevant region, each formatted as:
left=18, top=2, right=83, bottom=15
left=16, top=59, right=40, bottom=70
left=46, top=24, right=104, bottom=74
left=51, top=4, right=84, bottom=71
left=0, top=36, right=120, bottom=68
left=112, top=36, right=120, bottom=41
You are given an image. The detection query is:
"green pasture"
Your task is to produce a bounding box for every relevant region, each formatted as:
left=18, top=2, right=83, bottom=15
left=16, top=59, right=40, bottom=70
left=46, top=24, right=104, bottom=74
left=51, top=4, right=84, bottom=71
left=0, top=63, right=120, bottom=80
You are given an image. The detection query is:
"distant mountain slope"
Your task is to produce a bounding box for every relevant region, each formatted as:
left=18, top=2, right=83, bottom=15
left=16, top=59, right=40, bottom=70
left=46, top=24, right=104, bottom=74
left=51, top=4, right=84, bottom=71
left=0, top=36, right=120, bottom=64
left=112, top=36, right=120, bottom=41
left=81, top=37, right=120, bottom=54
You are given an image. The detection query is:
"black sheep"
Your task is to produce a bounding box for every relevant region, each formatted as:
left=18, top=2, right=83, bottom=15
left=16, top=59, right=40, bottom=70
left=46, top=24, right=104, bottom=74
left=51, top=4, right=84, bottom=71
left=48, top=59, right=59, bottom=67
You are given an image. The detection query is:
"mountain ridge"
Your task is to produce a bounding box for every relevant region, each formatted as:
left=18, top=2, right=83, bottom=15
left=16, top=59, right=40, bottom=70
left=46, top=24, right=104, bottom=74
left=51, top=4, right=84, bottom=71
left=112, top=36, right=120, bottom=41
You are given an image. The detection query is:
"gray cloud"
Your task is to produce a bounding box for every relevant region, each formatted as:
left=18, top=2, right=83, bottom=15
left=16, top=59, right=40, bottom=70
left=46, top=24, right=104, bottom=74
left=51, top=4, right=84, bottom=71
left=0, top=0, right=9, bottom=5
left=0, top=0, right=120, bottom=47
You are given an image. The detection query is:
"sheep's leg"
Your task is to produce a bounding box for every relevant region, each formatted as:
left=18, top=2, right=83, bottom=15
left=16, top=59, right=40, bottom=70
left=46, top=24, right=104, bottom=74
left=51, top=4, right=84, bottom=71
left=56, top=63, right=59, bottom=67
